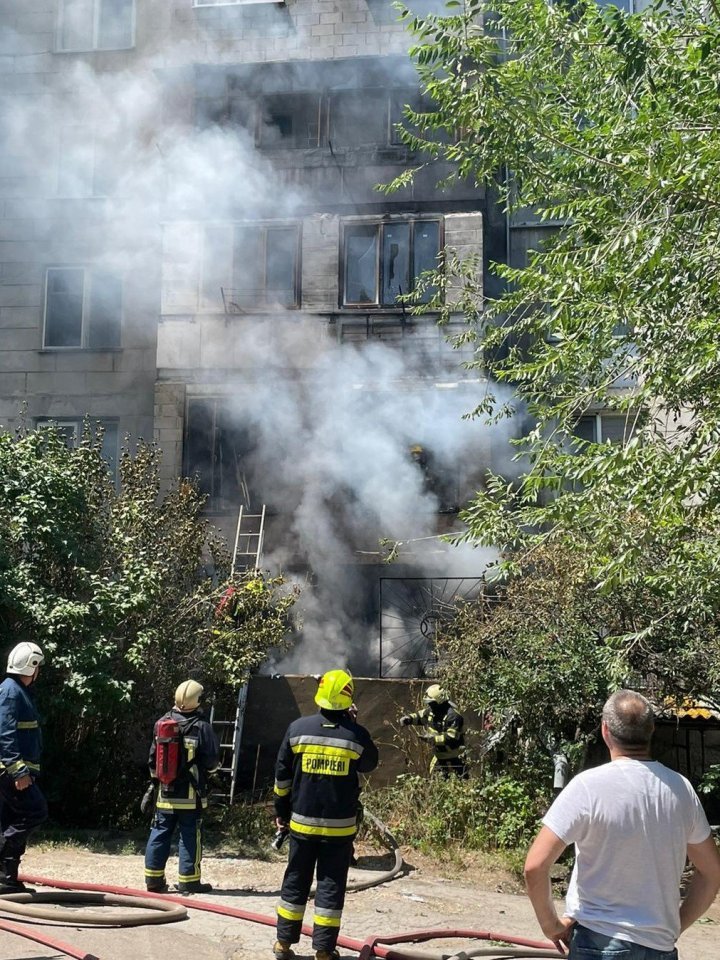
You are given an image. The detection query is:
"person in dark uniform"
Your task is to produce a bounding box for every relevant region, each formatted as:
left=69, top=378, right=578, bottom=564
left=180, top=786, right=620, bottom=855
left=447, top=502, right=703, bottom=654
left=400, top=684, right=467, bottom=777
left=0, top=641, right=48, bottom=892
left=273, top=669, right=378, bottom=960
left=144, top=679, right=219, bottom=894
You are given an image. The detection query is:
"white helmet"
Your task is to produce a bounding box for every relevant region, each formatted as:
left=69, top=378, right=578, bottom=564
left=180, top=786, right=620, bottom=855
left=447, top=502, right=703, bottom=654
left=7, top=642, right=45, bottom=677
left=175, top=679, right=204, bottom=711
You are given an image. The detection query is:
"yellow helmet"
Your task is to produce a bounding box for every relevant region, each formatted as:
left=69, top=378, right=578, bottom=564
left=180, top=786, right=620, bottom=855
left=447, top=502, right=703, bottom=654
left=175, top=679, right=204, bottom=711
left=315, top=669, right=354, bottom=711
left=424, top=683, right=449, bottom=705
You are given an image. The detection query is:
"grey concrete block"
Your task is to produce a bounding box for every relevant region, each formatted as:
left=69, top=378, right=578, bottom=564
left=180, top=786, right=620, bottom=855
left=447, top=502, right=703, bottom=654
left=0, top=306, right=41, bottom=328
left=0, top=284, right=42, bottom=307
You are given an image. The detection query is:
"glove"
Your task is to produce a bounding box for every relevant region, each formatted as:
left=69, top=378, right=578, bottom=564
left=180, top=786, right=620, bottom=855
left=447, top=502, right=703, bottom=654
left=399, top=716, right=412, bottom=726
left=140, top=781, right=157, bottom=816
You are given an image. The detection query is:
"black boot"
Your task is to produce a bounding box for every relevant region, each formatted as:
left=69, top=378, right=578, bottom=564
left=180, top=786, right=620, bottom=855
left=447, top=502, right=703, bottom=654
left=177, top=879, right=213, bottom=895
left=0, top=857, right=32, bottom=894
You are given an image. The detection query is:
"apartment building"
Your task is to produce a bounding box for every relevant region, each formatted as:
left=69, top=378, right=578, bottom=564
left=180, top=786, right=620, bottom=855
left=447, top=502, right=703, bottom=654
left=0, top=0, right=528, bottom=675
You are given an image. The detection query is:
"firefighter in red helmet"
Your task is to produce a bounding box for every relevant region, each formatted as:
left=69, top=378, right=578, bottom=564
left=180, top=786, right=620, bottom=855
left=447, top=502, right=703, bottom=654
left=273, top=669, right=378, bottom=960
left=144, top=680, right=219, bottom=894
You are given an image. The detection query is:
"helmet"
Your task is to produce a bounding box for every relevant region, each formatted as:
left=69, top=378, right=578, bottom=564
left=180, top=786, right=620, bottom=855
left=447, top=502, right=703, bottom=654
left=315, top=669, right=354, bottom=712
left=424, top=683, right=449, bottom=705
left=175, top=679, right=204, bottom=711
left=7, top=642, right=45, bottom=677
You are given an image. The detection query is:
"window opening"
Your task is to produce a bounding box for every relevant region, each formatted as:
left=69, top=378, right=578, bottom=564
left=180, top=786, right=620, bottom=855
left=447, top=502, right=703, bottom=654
left=58, top=0, right=134, bottom=52
left=328, top=90, right=389, bottom=147
left=184, top=399, right=257, bottom=512
left=257, top=94, right=321, bottom=149
left=343, top=219, right=441, bottom=308
left=201, top=223, right=301, bottom=310
left=44, top=267, right=122, bottom=349
left=36, top=418, right=119, bottom=480
left=574, top=414, right=635, bottom=444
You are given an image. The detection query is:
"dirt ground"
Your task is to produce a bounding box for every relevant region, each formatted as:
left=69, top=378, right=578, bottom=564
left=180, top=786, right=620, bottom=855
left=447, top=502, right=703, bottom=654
left=0, top=842, right=718, bottom=960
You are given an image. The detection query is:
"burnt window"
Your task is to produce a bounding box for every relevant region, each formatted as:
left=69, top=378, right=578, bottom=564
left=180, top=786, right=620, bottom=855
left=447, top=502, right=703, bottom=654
left=342, top=220, right=441, bottom=308
left=57, top=0, right=134, bottom=52
left=184, top=399, right=256, bottom=512
left=257, top=93, right=322, bottom=149
left=201, top=223, right=301, bottom=311
left=44, top=267, right=122, bottom=349
left=328, top=90, right=389, bottom=147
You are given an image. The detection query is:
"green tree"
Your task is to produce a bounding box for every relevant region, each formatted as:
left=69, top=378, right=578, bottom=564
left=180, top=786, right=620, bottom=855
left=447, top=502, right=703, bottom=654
left=394, top=0, right=720, bottom=694
left=0, top=425, right=296, bottom=824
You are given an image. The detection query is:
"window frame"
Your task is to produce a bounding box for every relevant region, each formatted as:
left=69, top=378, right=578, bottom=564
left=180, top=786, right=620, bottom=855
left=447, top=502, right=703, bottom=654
left=56, top=0, right=136, bottom=54
left=340, top=217, right=444, bottom=310
left=199, top=221, right=302, bottom=312
left=574, top=413, right=637, bottom=444
left=43, top=266, right=123, bottom=350
left=35, top=417, right=120, bottom=481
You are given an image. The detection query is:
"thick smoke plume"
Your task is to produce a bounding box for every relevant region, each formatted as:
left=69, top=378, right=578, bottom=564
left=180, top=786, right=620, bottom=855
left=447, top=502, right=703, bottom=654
left=0, top=20, right=519, bottom=677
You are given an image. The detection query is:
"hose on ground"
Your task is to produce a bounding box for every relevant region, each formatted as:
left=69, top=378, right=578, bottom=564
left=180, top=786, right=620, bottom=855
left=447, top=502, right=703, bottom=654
left=0, top=889, right=187, bottom=926
left=22, top=875, right=563, bottom=960
left=345, top=809, right=404, bottom=893
left=0, top=915, right=101, bottom=960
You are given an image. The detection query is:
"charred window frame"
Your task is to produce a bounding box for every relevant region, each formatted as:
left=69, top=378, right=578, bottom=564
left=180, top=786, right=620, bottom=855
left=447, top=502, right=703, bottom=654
left=200, top=222, right=301, bottom=311
left=56, top=0, right=135, bottom=53
left=43, top=267, right=122, bottom=349
left=341, top=219, right=442, bottom=309
left=256, top=93, right=322, bottom=149
left=183, top=398, right=256, bottom=513
left=35, top=417, right=120, bottom=480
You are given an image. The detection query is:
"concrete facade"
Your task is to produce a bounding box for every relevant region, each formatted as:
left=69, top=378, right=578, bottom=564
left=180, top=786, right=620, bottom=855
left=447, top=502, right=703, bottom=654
left=1, top=0, right=507, bottom=675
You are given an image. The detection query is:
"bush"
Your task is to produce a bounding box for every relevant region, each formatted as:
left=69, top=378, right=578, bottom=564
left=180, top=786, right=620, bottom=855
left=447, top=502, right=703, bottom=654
left=368, top=772, right=543, bottom=854
left=0, top=425, right=297, bottom=825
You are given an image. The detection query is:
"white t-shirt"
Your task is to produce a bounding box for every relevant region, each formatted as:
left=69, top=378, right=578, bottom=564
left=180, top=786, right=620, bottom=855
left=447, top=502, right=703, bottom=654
left=543, top=759, right=711, bottom=952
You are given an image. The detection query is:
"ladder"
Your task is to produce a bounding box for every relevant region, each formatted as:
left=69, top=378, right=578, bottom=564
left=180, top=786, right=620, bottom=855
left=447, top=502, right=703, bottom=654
left=209, top=684, right=248, bottom=805
left=231, top=505, right=266, bottom=575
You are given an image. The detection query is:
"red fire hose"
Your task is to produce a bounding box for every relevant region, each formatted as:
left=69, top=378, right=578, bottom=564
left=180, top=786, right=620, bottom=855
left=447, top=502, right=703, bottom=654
left=0, top=915, right=100, bottom=960
left=18, top=874, right=562, bottom=960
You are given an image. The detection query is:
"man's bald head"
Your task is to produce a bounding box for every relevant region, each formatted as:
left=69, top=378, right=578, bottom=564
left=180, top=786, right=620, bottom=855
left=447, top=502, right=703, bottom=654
left=602, top=690, right=655, bottom=748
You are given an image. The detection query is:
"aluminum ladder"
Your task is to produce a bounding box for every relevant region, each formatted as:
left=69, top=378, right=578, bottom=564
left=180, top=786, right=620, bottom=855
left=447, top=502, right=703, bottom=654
left=209, top=684, right=248, bottom=805
left=230, top=504, right=266, bottom=575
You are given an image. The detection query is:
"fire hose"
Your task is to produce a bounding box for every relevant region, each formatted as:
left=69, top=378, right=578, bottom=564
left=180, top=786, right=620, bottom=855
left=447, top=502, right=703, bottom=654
left=0, top=812, right=561, bottom=960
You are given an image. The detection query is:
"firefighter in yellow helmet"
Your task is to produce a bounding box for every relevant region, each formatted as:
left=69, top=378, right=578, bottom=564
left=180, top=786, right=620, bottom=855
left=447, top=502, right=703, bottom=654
left=400, top=683, right=467, bottom=777
left=273, top=669, right=378, bottom=960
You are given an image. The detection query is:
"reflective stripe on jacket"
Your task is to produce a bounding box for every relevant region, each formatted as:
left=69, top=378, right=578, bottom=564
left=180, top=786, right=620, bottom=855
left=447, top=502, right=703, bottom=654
left=148, top=708, right=220, bottom=812
left=274, top=709, right=378, bottom=841
left=0, top=676, right=42, bottom=780
left=406, top=704, right=465, bottom=760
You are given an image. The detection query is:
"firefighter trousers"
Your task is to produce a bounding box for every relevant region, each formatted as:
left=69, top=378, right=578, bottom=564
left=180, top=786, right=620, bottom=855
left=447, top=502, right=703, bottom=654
left=276, top=835, right=352, bottom=953
left=144, top=809, right=204, bottom=885
left=0, top=773, right=48, bottom=859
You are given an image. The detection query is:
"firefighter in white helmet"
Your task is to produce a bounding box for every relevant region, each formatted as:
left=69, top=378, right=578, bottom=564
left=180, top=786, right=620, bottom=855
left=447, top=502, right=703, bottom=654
left=143, top=679, right=219, bottom=894
left=273, top=669, right=378, bottom=960
left=0, top=642, right=48, bottom=892
left=400, top=683, right=467, bottom=777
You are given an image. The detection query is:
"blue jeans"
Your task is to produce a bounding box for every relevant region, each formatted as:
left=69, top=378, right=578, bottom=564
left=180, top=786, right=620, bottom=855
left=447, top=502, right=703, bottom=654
left=570, top=925, right=678, bottom=960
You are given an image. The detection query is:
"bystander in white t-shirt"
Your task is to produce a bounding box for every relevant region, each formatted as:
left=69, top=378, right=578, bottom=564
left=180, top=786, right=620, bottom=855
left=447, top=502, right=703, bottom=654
left=543, top=758, right=711, bottom=952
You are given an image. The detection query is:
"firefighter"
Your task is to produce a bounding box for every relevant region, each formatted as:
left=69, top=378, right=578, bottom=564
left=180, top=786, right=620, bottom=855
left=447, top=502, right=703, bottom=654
left=144, top=679, right=220, bottom=895
left=273, top=669, right=378, bottom=960
left=0, top=642, right=48, bottom=893
left=400, top=683, right=467, bottom=777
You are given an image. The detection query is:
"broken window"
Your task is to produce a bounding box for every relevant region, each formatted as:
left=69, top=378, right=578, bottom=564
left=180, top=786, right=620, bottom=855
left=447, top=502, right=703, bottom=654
left=201, top=223, right=300, bottom=310
left=57, top=0, right=134, bottom=52
left=184, top=399, right=256, bottom=512
left=35, top=418, right=120, bottom=480
left=342, top=219, right=441, bottom=308
left=257, top=94, right=322, bottom=149
left=328, top=90, right=389, bottom=147
left=44, top=267, right=122, bottom=348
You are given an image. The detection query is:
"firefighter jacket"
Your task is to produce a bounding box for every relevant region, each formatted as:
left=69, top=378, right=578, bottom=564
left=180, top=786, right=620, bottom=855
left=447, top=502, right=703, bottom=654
left=273, top=709, right=378, bottom=842
left=405, top=704, right=465, bottom=760
left=148, top=708, right=220, bottom=812
left=0, top=675, right=42, bottom=781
